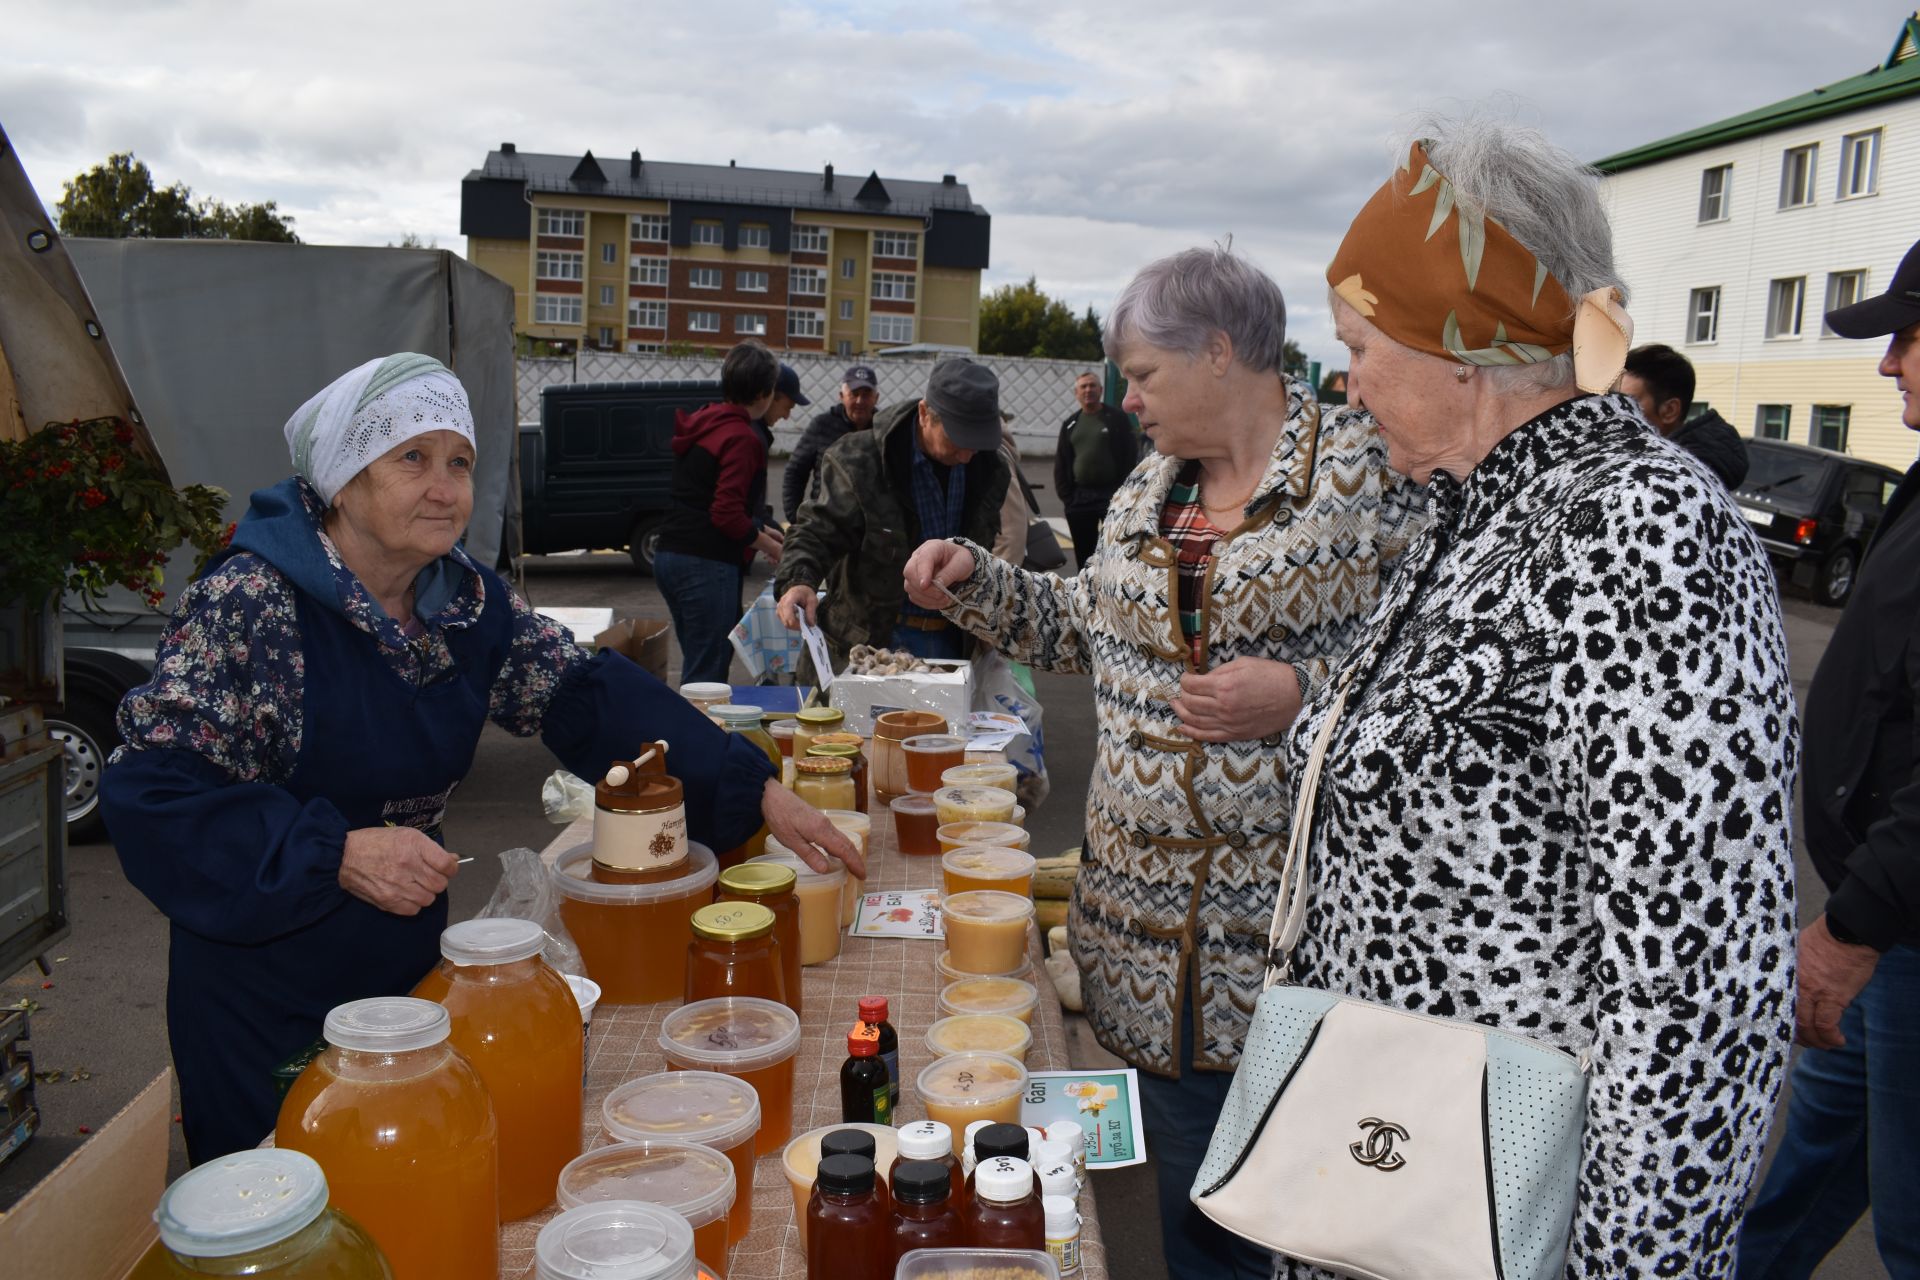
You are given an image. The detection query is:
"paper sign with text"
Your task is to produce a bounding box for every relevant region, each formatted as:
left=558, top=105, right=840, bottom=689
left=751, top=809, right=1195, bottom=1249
left=848, top=890, right=944, bottom=939
left=1020, top=1068, right=1147, bottom=1168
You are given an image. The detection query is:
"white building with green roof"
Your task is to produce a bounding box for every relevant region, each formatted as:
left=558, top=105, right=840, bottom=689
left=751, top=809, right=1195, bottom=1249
left=1597, top=13, right=1920, bottom=470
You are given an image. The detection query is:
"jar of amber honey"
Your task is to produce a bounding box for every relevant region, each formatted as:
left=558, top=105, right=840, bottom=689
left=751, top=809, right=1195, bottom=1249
left=685, top=901, right=786, bottom=1007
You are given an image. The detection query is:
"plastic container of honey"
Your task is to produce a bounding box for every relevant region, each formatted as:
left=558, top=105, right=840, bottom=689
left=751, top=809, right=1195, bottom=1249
left=681, top=682, right=732, bottom=719
left=873, top=710, right=948, bottom=802
left=902, top=735, right=967, bottom=794
left=890, top=794, right=942, bottom=856
left=556, top=1141, right=735, bottom=1278
left=552, top=842, right=718, bottom=1004
left=932, top=786, right=1019, bottom=827
left=941, top=891, right=1037, bottom=975
left=925, top=1013, right=1034, bottom=1064
left=714, top=863, right=803, bottom=1017
left=659, top=997, right=802, bottom=1149
left=822, top=813, right=871, bottom=923
left=603, top=1071, right=762, bottom=1247
left=767, top=721, right=799, bottom=786
left=274, top=998, right=497, bottom=1280
left=712, top=707, right=777, bottom=866
left=531, top=1199, right=696, bottom=1280
left=411, top=917, right=584, bottom=1221
left=915, top=1053, right=1030, bottom=1155
left=807, top=732, right=870, bottom=812
left=935, top=950, right=1034, bottom=988
left=685, top=901, right=786, bottom=1006
left=936, top=821, right=1032, bottom=854
left=747, top=849, right=847, bottom=965
left=937, top=977, right=1040, bottom=1025
left=779, top=1122, right=898, bottom=1252
left=793, top=756, right=857, bottom=813
left=893, top=1248, right=1059, bottom=1280
left=941, top=847, right=1037, bottom=897
left=940, top=762, right=1018, bottom=794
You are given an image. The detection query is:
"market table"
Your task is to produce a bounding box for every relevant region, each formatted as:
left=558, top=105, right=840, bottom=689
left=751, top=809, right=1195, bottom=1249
left=499, top=813, right=1110, bottom=1279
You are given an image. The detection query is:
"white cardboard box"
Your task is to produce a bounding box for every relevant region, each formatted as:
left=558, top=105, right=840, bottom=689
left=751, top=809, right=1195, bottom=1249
left=828, top=659, right=974, bottom=736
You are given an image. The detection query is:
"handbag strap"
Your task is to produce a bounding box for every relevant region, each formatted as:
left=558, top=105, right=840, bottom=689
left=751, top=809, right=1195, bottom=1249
left=1265, top=677, right=1351, bottom=987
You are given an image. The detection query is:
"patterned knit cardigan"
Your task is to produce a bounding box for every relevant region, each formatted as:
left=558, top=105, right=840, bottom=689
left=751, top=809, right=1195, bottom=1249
left=942, top=376, right=1427, bottom=1076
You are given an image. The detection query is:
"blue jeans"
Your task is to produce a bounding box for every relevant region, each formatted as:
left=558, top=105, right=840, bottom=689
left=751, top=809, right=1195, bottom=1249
left=888, top=621, right=967, bottom=661
left=1737, top=943, right=1920, bottom=1278
left=1136, top=1001, right=1274, bottom=1280
left=653, top=551, right=741, bottom=685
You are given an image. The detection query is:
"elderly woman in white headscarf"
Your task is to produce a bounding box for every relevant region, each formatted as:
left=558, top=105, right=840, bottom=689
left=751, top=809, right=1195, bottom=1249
left=102, top=353, right=860, bottom=1165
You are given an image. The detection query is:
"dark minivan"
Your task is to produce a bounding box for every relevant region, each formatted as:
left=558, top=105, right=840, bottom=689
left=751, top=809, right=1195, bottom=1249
left=1734, top=440, right=1904, bottom=606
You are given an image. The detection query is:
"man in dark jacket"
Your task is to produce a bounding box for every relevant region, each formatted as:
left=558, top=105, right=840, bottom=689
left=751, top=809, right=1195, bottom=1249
left=1054, top=370, right=1140, bottom=564
left=1737, top=238, right=1920, bottom=1277
left=775, top=359, right=1008, bottom=674
left=1621, top=343, right=1748, bottom=488
left=782, top=363, right=878, bottom=522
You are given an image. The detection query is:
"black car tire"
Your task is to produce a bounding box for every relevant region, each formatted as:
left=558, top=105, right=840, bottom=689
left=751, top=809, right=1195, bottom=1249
left=46, top=689, right=122, bottom=845
left=1817, top=544, right=1859, bottom=607
left=628, top=517, right=662, bottom=576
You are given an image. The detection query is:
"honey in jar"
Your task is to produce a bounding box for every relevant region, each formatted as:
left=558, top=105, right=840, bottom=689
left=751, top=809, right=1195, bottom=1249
left=531, top=1200, right=695, bottom=1280
left=715, top=863, right=803, bottom=1017
left=603, top=1072, right=762, bottom=1247
left=274, top=998, right=497, bottom=1280
left=924, top=1013, right=1034, bottom=1063
left=901, top=735, right=966, bottom=794
left=821, top=811, right=871, bottom=925
left=940, top=762, right=1019, bottom=794
left=808, top=732, right=870, bottom=812
left=747, top=851, right=846, bottom=965
left=660, top=997, right=802, bottom=1150
left=592, top=747, right=688, bottom=881
left=937, top=976, right=1041, bottom=1025
left=686, top=901, right=786, bottom=1007
left=936, top=821, right=1031, bottom=854
left=792, top=707, right=846, bottom=762
left=556, top=1141, right=735, bottom=1278
left=940, top=890, right=1037, bottom=975
left=714, top=706, right=778, bottom=867
left=913, top=1052, right=1029, bottom=1155
left=411, top=918, right=583, bottom=1221
left=941, top=846, right=1038, bottom=897
left=871, top=710, right=947, bottom=802
left=889, top=794, right=941, bottom=856
left=553, top=843, right=719, bottom=1004
left=932, top=785, right=1018, bottom=827
left=793, top=756, right=857, bottom=813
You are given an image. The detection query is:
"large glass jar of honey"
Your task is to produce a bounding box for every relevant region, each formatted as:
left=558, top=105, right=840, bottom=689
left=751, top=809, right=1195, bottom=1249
left=714, top=864, right=803, bottom=1017
left=793, top=756, right=857, bottom=813
left=410, top=918, right=583, bottom=1221
left=128, top=1149, right=392, bottom=1279
left=685, top=901, right=786, bottom=1006
left=805, top=739, right=869, bottom=813
left=791, top=707, right=845, bottom=761
left=274, top=998, right=497, bottom=1280
left=552, top=843, right=719, bottom=1004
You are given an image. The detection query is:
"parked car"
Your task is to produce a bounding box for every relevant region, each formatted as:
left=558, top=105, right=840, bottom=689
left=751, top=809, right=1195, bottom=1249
left=1733, top=440, right=1904, bottom=606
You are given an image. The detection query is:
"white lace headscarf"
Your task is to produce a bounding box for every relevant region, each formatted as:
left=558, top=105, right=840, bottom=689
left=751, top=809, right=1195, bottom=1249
left=283, top=353, right=475, bottom=504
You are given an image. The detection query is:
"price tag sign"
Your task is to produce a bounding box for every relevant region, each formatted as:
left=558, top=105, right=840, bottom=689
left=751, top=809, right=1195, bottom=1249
left=1020, top=1068, right=1147, bottom=1168
left=799, top=616, right=835, bottom=690
left=849, top=890, right=944, bottom=939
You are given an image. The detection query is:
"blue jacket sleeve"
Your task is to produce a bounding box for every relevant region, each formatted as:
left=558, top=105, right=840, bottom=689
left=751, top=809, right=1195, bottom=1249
left=102, top=748, right=355, bottom=946
left=539, top=648, right=774, bottom=853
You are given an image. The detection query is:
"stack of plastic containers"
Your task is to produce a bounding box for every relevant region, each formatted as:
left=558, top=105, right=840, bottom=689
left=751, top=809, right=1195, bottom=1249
left=603, top=1071, right=763, bottom=1245
left=556, top=1140, right=736, bottom=1278
left=659, top=996, right=802, bottom=1148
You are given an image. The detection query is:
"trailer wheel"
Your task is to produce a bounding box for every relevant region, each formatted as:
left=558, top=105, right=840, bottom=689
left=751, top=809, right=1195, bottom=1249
left=628, top=517, right=662, bottom=576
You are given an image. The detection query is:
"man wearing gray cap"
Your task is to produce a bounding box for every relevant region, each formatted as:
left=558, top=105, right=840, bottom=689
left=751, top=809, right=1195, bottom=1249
left=775, top=359, right=1009, bottom=670
left=782, top=363, right=879, bottom=523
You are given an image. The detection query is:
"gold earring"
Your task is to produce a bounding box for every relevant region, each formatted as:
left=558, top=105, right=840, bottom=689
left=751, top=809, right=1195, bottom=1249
left=1454, top=365, right=1469, bottom=383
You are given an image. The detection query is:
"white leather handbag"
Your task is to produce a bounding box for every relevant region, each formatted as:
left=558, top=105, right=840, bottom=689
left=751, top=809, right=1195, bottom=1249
left=1190, top=681, right=1590, bottom=1280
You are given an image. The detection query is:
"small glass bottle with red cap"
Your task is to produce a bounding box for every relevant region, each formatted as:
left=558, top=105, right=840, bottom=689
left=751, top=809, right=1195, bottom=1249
left=857, top=995, right=899, bottom=1108
left=841, top=1025, right=893, bottom=1125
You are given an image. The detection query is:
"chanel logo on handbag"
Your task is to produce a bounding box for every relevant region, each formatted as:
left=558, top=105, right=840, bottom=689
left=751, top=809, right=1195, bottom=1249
left=1349, top=1117, right=1409, bottom=1171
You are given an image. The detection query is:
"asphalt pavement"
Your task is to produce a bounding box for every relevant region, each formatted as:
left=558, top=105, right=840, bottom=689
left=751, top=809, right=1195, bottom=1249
left=0, top=459, right=1888, bottom=1279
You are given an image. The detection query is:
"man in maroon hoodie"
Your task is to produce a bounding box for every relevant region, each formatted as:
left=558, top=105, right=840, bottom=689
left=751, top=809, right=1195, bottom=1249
left=654, top=342, right=786, bottom=682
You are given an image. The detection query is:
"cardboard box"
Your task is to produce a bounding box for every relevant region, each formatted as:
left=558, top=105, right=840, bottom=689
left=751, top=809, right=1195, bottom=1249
left=591, top=617, right=673, bottom=684
left=0, top=1068, right=171, bottom=1280
left=828, top=659, right=974, bottom=736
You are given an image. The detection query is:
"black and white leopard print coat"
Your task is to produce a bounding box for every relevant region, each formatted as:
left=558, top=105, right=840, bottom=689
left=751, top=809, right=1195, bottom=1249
left=1276, top=395, right=1798, bottom=1279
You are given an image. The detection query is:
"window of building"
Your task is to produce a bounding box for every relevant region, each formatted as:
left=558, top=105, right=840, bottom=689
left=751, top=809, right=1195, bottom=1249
left=1812, top=404, right=1850, bottom=452
left=872, top=271, right=917, bottom=302
left=629, top=300, right=667, bottom=329
left=1780, top=143, right=1818, bottom=209
left=869, top=313, right=914, bottom=344
left=734, top=313, right=767, bottom=336
left=687, top=310, right=720, bottom=333
left=597, top=326, right=616, bottom=348
left=1839, top=129, right=1881, bottom=199
left=1755, top=404, right=1792, bottom=440
left=1766, top=276, right=1805, bottom=339
left=536, top=250, right=584, bottom=281
left=790, top=266, right=826, bottom=296
left=1823, top=270, right=1868, bottom=335
left=537, top=208, right=585, bottom=237
left=837, top=339, right=853, bottom=358
left=598, top=285, right=615, bottom=306
left=839, top=299, right=855, bottom=321
left=600, top=243, right=617, bottom=265
left=631, top=213, right=668, bottom=242
left=533, top=294, right=582, bottom=325
left=738, top=270, right=769, bottom=293
left=788, top=309, right=825, bottom=339
left=1688, top=287, right=1720, bottom=344
left=630, top=255, right=668, bottom=287
left=740, top=224, right=770, bottom=249
left=1698, top=165, right=1731, bottom=222
left=691, top=221, right=724, bottom=246
left=841, top=257, right=857, bottom=279
left=873, top=230, right=919, bottom=259
left=792, top=224, right=828, bottom=253
left=689, top=267, right=722, bottom=290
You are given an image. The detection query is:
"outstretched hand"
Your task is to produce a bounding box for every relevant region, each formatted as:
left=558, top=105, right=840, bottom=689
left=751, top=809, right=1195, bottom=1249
left=903, top=539, right=974, bottom=609
left=761, top=779, right=869, bottom=880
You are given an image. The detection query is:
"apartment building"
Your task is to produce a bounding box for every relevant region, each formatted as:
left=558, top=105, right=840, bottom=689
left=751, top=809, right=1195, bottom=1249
left=461, top=146, right=990, bottom=357
left=1596, top=14, right=1920, bottom=469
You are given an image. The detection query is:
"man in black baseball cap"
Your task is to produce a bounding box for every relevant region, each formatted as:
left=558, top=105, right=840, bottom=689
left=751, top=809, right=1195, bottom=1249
left=782, top=364, right=878, bottom=523
left=1738, top=235, right=1920, bottom=1276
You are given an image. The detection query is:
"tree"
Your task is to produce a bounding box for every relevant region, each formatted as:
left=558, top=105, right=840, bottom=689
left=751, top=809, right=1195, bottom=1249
left=388, top=231, right=439, bottom=249
left=979, top=277, right=1103, bottom=361
left=1283, top=338, right=1309, bottom=379
left=55, top=152, right=298, bottom=243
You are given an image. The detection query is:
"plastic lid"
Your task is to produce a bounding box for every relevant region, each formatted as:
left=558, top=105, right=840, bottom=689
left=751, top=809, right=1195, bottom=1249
left=154, top=1149, right=330, bottom=1259
left=555, top=1141, right=737, bottom=1226
left=711, top=704, right=763, bottom=724
left=1043, top=1194, right=1079, bottom=1234
left=975, top=1156, right=1034, bottom=1203
left=1035, top=1140, right=1075, bottom=1172
left=914, top=1051, right=1028, bottom=1108
left=933, top=785, right=1013, bottom=808
left=847, top=1030, right=878, bottom=1057
left=936, top=950, right=1034, bottom=983
left=805, top=743, right=861, bottom=759
left=942, top=762, right=1017, bottom=785
left=533, top=1200, right=697, bottom=1280
left=659, top=997, right=802, bottom=1070
left=716, top=863, right=797, bottom=898
left=748, top=849, right=848, bottom=889
left=895, top=1120, right=952, bottom=1161
left=942, top=847, right=1037, bottom=880
left=926, top=1013, right=1032, bottom=1060
left=689, top=901, right=775, bottom=942
left=440, top=917, right=546, bottom=966
left=1044, top=1120, right=1085, bottom=1148
left=890, top=794, right=938, bottom=816
left=893, top=1249, right=1058, bottom=1279
left=323, top=997, right=449, bottom=1053
left=1038, top=1162, right=1078, bottom=1198
left=680, top=683, right=731, bottom=699
left=795, top=756, right=852, bottom=777
left=974, top=1123, right=1029, bottom=1162
left=938, top=978, right=1039, bottom=1020
left=963, top=1120, right=994, bottom=1151
left=551, top=842, right=719, bottom=906
left=815, top=1153, right=874, bottom=1196
left=942, top=890, right=1036, bottom=922
left=902, top=734, right=966, bottom=750
left=602, top=1071, right=761, bottom=1152
left=892, top=1160, right=953, bottom=1204
left=822, top=808, right=872, bottom=831
left=820, top=1129, right=876, bottom=1163
left=858, top=995, right=889, bottom=1021
left=795, top=707, right=845, bottom=726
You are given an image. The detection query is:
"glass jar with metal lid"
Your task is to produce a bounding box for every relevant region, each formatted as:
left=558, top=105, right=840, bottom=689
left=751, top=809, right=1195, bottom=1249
left=793, top=756, right=857, bottom=813
left=715, top=863, right=803, bottom=1017
left=804, top=739, right=868, bottom=813
left=792, top=707, right=846, bottom=761
left=685, top=901, right=786, bottom=1007
left=713, top=705, right=779, bottom=769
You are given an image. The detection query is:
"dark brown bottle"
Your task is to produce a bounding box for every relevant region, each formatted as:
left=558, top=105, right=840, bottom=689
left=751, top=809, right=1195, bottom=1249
left=964, top=1122, right=1031, bottom=1201
left=891, top=1120, right=965, bottom=1214
left=807, top=1154, right=890, bottom=1280
left=966, top=1156, right=1045, bottom=1251
left=890, top=1159, right=967, bottom=1266
left=841, top=1029, right=893, bottom=1126
left=821, top=1128, right=890, bottom=1216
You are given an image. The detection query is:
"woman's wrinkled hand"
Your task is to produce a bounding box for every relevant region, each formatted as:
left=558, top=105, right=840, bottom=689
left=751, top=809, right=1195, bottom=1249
left=1171, top=657, right=1303, bottom=743
left=903, top=540, right=973, bottom=609
left=761, top=779, right=869, bottom=880
left=339, top=826, right=459, bottom=915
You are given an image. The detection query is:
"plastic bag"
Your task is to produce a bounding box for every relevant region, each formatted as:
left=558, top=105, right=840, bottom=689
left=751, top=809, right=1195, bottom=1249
left=476, top=846, right=585, bottom=977
left=972, top=649, right=1049, bottom=809
left=542, top=769, right=595, bottom=825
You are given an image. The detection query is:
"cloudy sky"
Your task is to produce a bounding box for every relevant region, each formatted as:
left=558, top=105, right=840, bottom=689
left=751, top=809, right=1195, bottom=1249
left=4, top=0, right=1907, bottom=368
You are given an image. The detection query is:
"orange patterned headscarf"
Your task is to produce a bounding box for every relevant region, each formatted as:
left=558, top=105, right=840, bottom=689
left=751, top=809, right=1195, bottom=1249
left=1327, top=141, right=1631, bottom=393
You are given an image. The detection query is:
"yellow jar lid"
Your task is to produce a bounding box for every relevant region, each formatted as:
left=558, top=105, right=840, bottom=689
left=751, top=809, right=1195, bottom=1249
left=806, top=743, right=861, bottom=759
left=810, top=731, right=865, bottom=750
left=690, top=901, right=776, bottom=942
left=795, top=708, right=845, bottom=726
left=795, top=756, right=853, bottom=776
left=717, top=863, right=798, bottom=897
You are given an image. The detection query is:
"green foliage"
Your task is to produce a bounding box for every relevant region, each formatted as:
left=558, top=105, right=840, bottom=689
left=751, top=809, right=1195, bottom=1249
left=55, top=152, right=299, bottom=243
left=1283, top=339, right=1309, bottom=378
left=979, top=277, right=1104, bottom=360
left=389, top=231, right=438, bottom=249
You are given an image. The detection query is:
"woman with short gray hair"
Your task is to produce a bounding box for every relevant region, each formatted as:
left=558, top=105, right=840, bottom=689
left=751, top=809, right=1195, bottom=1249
left=904, top=244, right=1423, bottom=1278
